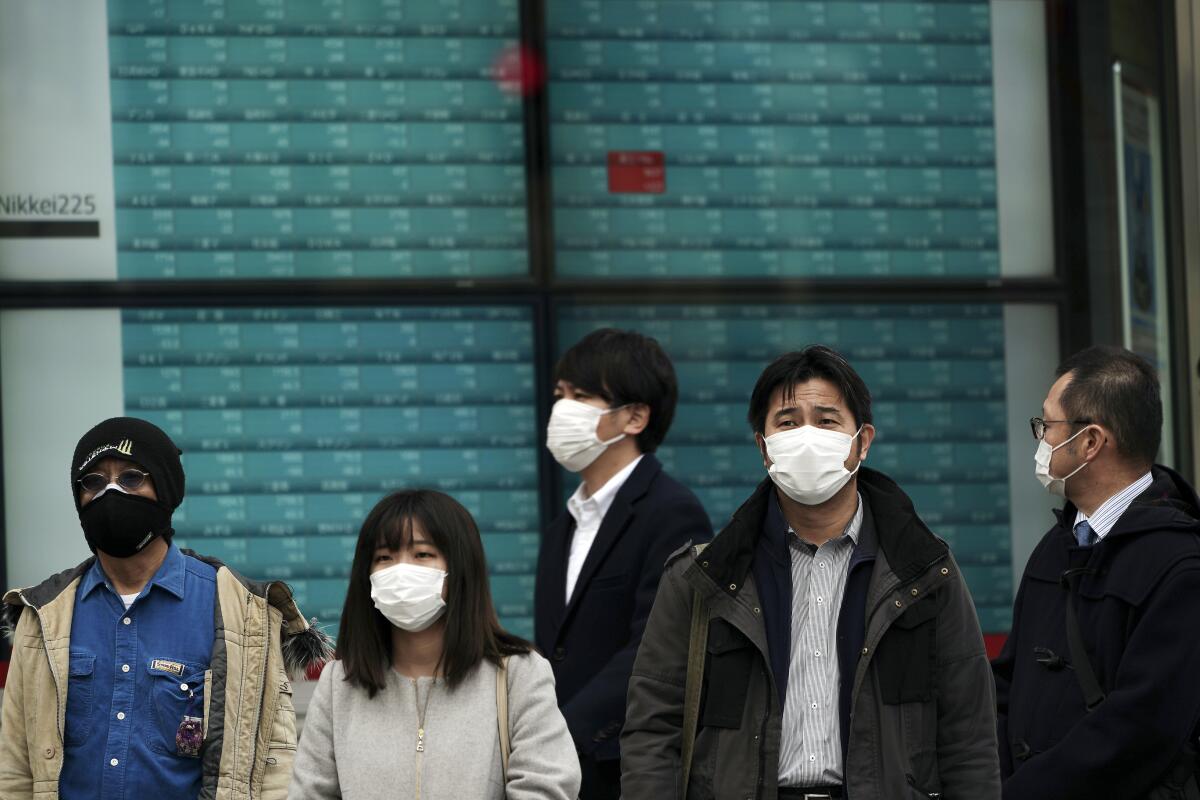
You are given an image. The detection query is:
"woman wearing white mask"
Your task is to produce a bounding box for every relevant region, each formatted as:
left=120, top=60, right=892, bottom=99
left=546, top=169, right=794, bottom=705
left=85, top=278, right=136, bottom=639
left=290, top=489, right=581, bottom=800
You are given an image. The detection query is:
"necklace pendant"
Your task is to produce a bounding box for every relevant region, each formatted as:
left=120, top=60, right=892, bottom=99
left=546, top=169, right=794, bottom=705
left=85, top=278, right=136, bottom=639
left=416, top=729, right=425, bottom=753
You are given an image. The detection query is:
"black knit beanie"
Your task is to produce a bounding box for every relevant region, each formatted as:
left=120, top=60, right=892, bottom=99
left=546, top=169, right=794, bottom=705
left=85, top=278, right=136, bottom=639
left=71, top=417, right=186, bottom=513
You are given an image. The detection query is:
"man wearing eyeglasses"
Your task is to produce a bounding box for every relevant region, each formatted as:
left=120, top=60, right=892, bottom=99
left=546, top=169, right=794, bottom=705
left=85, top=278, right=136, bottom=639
left=993, top=346, right=1200, bottom=799
left=0, top=417, right=332, bottom=800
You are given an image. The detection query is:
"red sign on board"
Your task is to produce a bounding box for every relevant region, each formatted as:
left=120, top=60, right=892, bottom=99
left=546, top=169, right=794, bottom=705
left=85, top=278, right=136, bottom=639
left=607, top=151, right=666, bottom=194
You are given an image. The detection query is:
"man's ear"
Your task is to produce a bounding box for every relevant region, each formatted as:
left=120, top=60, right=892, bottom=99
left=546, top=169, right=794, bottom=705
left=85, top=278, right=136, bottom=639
left=756, top=432, right=770, bottom=469
left=857, top=424, right=876, bottom=463
left=1079, top=424, right=1108, bottom=461
left=621, top=403, right=650, bottom=436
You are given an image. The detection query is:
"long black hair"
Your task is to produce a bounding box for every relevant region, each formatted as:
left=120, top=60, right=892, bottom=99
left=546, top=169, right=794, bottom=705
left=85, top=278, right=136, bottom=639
left=337, top=489, right=532, bottom=697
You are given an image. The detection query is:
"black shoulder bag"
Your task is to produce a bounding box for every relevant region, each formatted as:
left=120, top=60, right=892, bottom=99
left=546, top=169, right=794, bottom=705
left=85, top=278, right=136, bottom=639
left=1061, top=567, right=1200, bottom=800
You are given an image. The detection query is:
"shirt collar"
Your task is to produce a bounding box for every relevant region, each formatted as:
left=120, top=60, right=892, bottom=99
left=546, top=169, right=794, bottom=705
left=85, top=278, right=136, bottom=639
left=1073, top=471, right=1154, bottom=539
left=567, top=454, right=644, bottom=526
left=79, top=542, right=187, bottom=602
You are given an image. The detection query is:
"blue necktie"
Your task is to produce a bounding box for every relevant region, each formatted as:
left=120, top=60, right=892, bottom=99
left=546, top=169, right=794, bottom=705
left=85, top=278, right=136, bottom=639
left=1075, top=519, right=1096, bottom=547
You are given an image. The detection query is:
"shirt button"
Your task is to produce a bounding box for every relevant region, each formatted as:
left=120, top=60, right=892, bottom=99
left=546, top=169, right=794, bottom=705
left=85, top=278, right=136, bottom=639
left=817, top=596, right=823, bottom=604
left=43, top=747, right=54, bottom=759
left=122, top=617, right=131, bottom=625
left=819, top=562, right=826, bottom=569
left=809, top=754, right=816, bottom=762
left=180, top=683, right=189, bottom=691
left=116, top=712, right=125, bottom=720
left=811, top=702, right=818, bottom=709
left=121, top=664, right=130, bottom=673
left=814, top=650, right=821, bottom=657
left=110, top=758, right=119, bottom=767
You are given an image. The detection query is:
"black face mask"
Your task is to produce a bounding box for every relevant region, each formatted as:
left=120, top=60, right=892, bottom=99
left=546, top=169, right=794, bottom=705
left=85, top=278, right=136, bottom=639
left=79, top=491, right=172, bottom=558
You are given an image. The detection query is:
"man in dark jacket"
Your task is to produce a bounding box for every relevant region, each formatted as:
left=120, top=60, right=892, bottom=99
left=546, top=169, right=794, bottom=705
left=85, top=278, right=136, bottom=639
left=993, top=345, right=1200, bottom=799
left=536, top=328, right=713, bottom=800
left=622, top=346, right=1000, bottom=800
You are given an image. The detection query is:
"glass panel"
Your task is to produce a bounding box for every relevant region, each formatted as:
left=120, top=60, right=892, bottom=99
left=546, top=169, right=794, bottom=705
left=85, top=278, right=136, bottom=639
left=108, top=0, right=529, bottom=280
left=123, top=305, right=539, bottom=639
left=547, top=1, right=999, bottom=279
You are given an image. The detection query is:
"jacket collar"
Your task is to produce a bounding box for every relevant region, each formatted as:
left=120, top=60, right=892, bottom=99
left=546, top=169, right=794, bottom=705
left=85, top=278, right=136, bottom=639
left=559, top=454, right=662, bottom=619
left=701, top=467, right=944, bottom=595
left=759, top=491, right=873, bottom=567
left=1051, top=464, right=1200, bottom=538
left=4, top=558, right=94, bottom=612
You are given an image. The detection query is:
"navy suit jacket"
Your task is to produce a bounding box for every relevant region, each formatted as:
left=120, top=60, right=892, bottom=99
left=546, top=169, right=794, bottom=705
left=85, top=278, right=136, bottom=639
left=534, top=454, right=713, bottom=761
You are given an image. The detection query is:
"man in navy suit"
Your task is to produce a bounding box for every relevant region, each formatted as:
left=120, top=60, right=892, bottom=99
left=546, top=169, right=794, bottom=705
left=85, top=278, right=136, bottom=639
left=535, top=328, right=713, bottom=800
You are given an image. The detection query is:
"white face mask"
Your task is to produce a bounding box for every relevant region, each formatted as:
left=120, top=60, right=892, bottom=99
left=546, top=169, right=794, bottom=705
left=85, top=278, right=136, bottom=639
left=1034, top=426, right=1092, bottom=497
left=764, top=425, right=864, bottom=506
left=369, top=563, right=447, bottom=632
left=545, top=398, right=626, bottom=473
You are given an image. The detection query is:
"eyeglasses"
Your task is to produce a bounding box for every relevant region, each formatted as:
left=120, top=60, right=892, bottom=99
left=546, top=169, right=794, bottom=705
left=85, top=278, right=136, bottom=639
left=78, top=469, right=150, bottom=494
left=1029, top=417, right=1091, bottom=441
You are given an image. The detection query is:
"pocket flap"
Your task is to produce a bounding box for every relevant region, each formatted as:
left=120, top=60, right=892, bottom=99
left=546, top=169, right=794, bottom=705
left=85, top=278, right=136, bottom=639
left=892, top=594, right=939, bottom=630
left=68, top=652, right=95, bottom=677
left=706, top=618, right=753, bottom=654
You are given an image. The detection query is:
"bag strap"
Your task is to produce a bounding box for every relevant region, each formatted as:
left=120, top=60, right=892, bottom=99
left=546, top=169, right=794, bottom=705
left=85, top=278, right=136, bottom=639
left=1060, top=568, right=1106, bottom=711
left=497, top=656, right=510, bottom=780
left=680, top=543, right=710, bottom=800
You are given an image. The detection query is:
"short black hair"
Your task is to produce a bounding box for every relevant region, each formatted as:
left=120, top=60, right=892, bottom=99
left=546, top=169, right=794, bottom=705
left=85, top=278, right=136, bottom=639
left=554, top=328, right=678, bottom=452
left=1055, top=345, right=1162, bottom=467
left=747, top=346, right=873, bottom=434
left=337, top=490, right=531, bottom=698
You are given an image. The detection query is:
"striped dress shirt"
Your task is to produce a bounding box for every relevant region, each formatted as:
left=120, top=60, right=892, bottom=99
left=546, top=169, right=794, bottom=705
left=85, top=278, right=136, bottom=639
left=1073, top=471, right=1154, bottom=539
left=778, top=495, right=864, bottom=787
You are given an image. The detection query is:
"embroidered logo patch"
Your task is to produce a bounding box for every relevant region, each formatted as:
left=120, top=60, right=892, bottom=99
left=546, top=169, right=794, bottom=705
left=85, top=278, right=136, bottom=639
left=78, top=439, right=134, bottom=470
left=151, top=659, right=185, bottom=676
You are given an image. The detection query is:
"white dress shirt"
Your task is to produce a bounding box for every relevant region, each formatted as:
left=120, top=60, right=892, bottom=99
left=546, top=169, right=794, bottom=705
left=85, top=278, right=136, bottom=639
left=564, top=455, right=644, bottom=604
left=1073, top=471, right=1154, bottom=540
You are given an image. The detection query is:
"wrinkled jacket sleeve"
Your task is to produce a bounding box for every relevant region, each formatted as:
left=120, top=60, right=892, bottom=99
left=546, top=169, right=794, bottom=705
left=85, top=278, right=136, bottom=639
left=936, top=556, right=1002, bottom=798
left=505, top=654, right=582, bottom=800
left=0, top=608, right=34, bottom=798
left=1001, top=564, right=1200, bottom=800
left=288, top=664, right=343, bottom=799
left=561, top=499, right=712, bottom=752
left=620, top=556, right=695, bottom=800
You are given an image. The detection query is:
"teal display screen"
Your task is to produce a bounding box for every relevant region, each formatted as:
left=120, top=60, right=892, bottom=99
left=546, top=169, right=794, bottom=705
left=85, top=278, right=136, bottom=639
left=548, top=0, right=999, bottom=279
left=122, top=305, right=540, bottom=639
left=120, top=301, right=1016, bottom=636
left=559, top=303, right=1013, bottom=631
left=108, top=0, right=529, bottom=280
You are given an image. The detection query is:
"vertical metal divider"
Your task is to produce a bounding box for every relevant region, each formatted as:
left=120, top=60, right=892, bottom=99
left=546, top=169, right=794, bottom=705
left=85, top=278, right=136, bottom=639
left=520, top=0, right=561, bottom=536
left=533, top=292, right=560, bottom=547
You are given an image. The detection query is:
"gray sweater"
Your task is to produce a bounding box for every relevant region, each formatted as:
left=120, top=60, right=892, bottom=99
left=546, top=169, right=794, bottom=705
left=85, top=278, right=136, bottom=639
left=289, top=652, right=581, bottom=799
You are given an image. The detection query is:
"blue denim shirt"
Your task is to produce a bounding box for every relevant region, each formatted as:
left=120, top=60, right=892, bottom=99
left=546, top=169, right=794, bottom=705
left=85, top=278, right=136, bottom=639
left=60, top=543, right=217, bottom=800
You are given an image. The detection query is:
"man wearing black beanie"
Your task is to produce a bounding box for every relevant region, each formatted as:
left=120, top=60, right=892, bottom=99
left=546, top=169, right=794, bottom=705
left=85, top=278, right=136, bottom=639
left=0, top=417, right=332, bottom=800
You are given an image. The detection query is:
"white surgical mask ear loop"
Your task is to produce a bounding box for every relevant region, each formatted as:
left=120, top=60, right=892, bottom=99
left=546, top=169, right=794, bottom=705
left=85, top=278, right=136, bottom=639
left=847, top=424, right=866, bottom=476
left=1047, top=425, right=1092, bottom=479
left=597, top=403, right=632, bottom=445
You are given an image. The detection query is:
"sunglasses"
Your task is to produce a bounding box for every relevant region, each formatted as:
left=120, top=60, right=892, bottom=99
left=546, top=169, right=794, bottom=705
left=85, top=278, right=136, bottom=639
left=78, top=468, right=151, bottom=494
